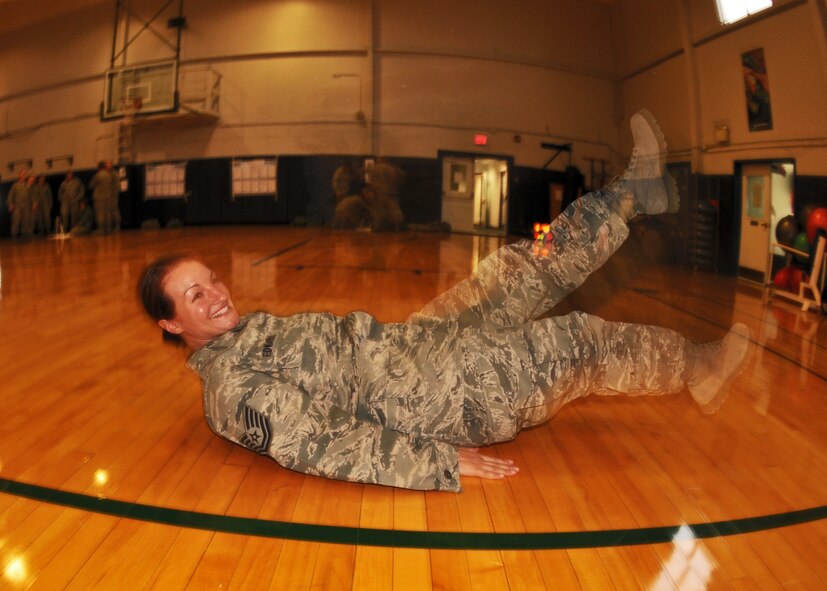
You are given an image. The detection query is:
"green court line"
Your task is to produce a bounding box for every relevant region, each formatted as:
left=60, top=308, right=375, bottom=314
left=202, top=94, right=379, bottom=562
left=2, top=478, right=826, bottom=550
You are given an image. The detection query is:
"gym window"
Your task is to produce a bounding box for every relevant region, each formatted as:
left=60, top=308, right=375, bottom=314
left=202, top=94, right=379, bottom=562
left=716, top=0, right=773, bottom=25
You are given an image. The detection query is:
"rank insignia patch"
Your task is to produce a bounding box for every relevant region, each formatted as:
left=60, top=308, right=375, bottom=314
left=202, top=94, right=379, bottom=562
left=240, top=406, right=271, bottom=453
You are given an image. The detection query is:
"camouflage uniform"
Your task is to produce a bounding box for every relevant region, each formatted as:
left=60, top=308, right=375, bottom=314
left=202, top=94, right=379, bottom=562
left=59, top=176, right=85, bottom=231
left=7, top=180, right=33, bottom=238
left=89, top=169, right=114, bottom=232
left=188, top=188, right=689, bottom=491
left=70, top=203, right=94, bottom=235
left=32, top=181, right=53, bottom=235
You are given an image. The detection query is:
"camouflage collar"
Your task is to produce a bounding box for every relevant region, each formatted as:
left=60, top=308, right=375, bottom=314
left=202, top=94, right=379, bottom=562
left=186, top=313, right=253, bottom=374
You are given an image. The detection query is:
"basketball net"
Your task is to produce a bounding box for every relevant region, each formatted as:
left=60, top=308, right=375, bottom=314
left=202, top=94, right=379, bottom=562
left=121, top=97, right=142, bottom=122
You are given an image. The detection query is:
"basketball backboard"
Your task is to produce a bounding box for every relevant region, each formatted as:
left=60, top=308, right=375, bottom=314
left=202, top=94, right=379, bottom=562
left=102, top=61, right=177, bottom=120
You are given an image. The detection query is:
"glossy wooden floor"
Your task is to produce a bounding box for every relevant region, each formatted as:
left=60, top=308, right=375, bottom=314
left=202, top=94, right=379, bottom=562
left=0, top=225, right=825, bottom=590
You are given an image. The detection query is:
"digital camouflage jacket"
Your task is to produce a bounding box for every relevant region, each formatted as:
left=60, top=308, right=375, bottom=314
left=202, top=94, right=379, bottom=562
left=188, top=311, right=467, bottom=491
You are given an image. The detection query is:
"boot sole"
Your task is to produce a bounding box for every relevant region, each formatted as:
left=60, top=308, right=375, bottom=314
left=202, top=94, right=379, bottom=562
left=631, top=109, right=681, bottom=214
left=632, top=108, right=667, bottom=170
left=665, top=171, right=680, bottom=214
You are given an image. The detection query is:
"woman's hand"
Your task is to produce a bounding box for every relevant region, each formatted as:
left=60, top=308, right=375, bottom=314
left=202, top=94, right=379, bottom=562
left=458, top=447, right=519, bottom=480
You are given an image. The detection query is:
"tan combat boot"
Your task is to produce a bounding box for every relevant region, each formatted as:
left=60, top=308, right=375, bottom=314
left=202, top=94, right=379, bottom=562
left=612, top=109, right=680, bottom=218
left=687, top=323, right=752, bottom=414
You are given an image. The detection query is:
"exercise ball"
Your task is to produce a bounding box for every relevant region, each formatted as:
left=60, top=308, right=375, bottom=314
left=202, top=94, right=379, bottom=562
left=773, top=267, right=792, bottom=290
left=789, top=267, right=805, bottom=289
left=775, top=215, right=799, bottom=246
left=793, top=232, right=810, bottom=263
left=806, top=207, right=827, bottom=243
left=797, top=203, right=817, bottom=229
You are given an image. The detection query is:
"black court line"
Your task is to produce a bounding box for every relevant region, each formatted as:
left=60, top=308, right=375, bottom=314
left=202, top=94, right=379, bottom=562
left=638, top=284, right=827, bottom=357
left=630, top=287, right=827, bottom=383
left=1, top=478, right=825, bottom=550
left=251, top=239, right=314, bottom=267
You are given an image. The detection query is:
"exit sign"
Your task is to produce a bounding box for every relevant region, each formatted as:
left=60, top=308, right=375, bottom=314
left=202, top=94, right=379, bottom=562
left=474, top=134, right=488, bottom=146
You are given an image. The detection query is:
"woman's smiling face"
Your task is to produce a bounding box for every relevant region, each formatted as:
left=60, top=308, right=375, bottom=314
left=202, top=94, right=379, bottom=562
left=158, top=259, right=240, bottom=349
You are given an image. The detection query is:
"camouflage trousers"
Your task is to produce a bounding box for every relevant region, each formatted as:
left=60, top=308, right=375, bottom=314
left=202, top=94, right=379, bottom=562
left=60, top=201, right=81, bottom=232
left=94, top=197, right=120, bottom=232
left=32, top=203, right=51, bottom=235
left=389, top=189, right=688, bottom=445
left=10, top=205, right=32, bottom=238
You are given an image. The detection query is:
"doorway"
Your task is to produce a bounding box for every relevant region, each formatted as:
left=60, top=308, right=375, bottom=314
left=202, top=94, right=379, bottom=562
left=737, top=161, right=794, bottom=283
left=440, top=152, right=510, bottom=234
left=472, top=158, right=508, bottom=231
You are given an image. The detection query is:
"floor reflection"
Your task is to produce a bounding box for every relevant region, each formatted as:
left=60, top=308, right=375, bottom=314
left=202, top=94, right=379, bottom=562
left=649, top=525, right=714, bottom=590
left=1, top=553, right=29, bottom=589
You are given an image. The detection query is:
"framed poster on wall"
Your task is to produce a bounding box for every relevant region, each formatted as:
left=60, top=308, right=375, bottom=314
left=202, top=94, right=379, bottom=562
left=742, top=48, right=773, bottom=131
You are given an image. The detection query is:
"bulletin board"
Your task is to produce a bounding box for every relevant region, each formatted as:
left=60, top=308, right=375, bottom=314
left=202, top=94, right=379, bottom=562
left=232, top=157, right=278, bottom=200
left=145, top=162, right=186, bottom=200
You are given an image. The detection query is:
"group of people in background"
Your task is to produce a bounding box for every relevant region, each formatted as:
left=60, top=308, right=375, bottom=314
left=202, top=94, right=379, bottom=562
left=5, top=160, right=121, bottom=239
left=6, top=172, right=55, bottom=238
left=330, top=157, right=407, bottom=232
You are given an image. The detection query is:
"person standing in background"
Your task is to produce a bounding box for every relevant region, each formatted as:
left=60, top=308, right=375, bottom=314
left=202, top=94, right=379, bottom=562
left=89, top=161, right=114, bottom=232
left=7, top=171, right=33, bottom=239
left=31, top=175, right=54, bottom=236
left=58, top=170, right=85, bottom=232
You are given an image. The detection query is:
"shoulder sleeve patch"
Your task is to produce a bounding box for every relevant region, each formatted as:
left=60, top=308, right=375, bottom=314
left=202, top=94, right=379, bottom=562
left=239, top=405, right=272, bottom=453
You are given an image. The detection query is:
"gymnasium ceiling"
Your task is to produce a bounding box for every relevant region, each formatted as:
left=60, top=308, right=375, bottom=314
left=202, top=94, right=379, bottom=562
left=0, top=0, right=110, bottom=35
left=0, top=0, right=616, bottom=36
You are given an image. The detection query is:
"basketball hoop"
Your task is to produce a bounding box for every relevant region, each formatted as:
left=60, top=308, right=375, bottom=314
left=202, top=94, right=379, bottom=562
left=122, top=97, right=143, bottom=121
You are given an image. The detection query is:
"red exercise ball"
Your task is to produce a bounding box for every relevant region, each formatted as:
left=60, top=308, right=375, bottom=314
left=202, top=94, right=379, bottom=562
left=797, top=203, right=818, bottom=229
left=789, top=267, right=805, bottom=289
left=806, top=207, right=827, bottom=243
left=773, top=267, right=793, bottom=290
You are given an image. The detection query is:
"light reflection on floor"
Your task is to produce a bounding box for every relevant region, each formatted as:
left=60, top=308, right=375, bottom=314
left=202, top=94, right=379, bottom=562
left=648, top=525, right=714, bottom=590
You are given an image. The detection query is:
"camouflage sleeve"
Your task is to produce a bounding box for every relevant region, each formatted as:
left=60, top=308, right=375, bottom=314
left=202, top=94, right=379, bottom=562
left=281, top=399, right=461, bottom=491
left=217, top=378, right=461, bottom=492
